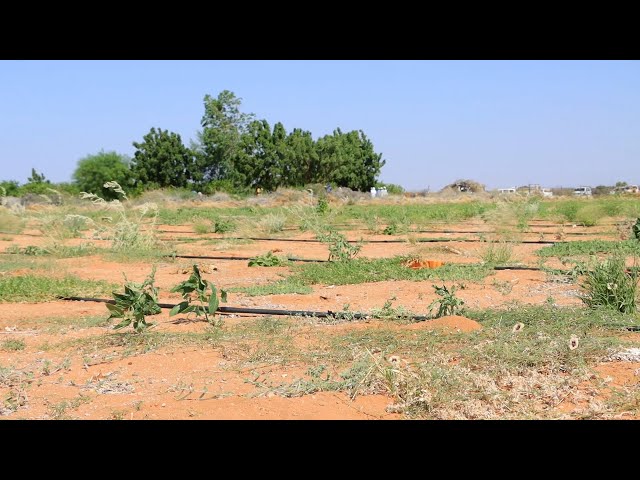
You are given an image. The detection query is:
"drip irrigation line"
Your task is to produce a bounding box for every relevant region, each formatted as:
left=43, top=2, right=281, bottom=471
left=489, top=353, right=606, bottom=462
left=168, top=254, right=549, bottom=271
left=168, top=254, right=326, bottom=263
left=492, top=266, right=542, bottom=271
left=56, top=296, right=640, bottom=330
left=155, top=228, right=612, bottom=237
left=0, top=230, right=42, bottom=237
left=161, top=236, right=559, bottom=245
left=57, top=296, right=429, bottom=321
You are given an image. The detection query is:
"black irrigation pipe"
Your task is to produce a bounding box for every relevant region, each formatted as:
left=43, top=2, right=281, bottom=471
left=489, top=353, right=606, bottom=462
left=161, top=236, right=560, bottom=245
left=156, top=228, right=613, bottom=237
left=169, top=254, right=547, bottom=270
left=0, top=230, right=42, bottom=237
left=56, top=296, right=640, bottom=330
left=57, top=296, right=431, bottom=321
left=411, top=230, right=611, bottom=236
left=492, top=266, right=542, bottom=271
left=169, top=254, right=326, bottom=263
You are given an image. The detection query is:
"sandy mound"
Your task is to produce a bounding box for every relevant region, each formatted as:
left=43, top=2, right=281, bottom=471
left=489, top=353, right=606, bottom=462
left=404, top=315, right=482, bottom=333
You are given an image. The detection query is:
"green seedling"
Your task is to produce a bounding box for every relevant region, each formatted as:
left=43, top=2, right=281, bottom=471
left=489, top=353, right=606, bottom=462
left=428, top=284, right=465, bottom=318
left=170, top=264, right=227, bottom=326
left=107, top=267, right=162, bottom=333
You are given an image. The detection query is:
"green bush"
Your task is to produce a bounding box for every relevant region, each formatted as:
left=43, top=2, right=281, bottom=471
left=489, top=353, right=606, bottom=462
left=377, top=183, right=404, bottom=195
left=581, top=256, right=638, bottom=313
left=73, top=151, right=132, bottom=201
left=248, top=251, right=288, bottom=267
left=0, top=181, right=20, bottom=197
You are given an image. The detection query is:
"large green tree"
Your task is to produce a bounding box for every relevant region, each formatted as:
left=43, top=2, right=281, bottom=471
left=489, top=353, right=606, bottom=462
left=235, top=119, right=280, bottom=191
left=284, top=128, right=319, bottom=186
left=131, top=128, right=195, bottom=189
left=316, top=129, right=385, bottom=191
left=197, top=90, right=255, bottom=184
left=73, top=151, right=131, bottom=200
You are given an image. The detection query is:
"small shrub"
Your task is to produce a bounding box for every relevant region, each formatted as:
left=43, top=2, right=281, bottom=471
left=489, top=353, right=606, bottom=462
left=214, top=218, right=234, bottom=233
left=317, top=230, right=363, bottom=262
left=259, top=214, right=286, bottom=233
left=107, top=267, right=162, bottom=333
left=248, top=251, right=288, bottom=267
left=81, top=181, right=159, bottom=252
left=575, top=204, right=603, bottom=227
left=170, top=264, right=227, bottom=326
left=428, top=284, right=465, bottom=318
left=383, top=223, right=398, bottom=235
left=1, top=339, right=25, bottom=352
left=481, top=242, right=514, bottom=265
left=316, top=196, right=330, bottom=215
left=633, top=218, right=640, bottom=240
left=6, top=245, right=47, bottom=256
left=193, top=221, right=212, bottom=234
left=63, top=215, right=93, bottom=237
left=581, top=256, right=638, bottom=313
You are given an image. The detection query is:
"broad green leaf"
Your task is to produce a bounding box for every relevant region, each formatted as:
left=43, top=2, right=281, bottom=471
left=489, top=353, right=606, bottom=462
left=106, top=303, right=124, bottom=315
left=209, top=288, right=219, bottom=314
left=113, top=319, right=131, bottom=330
left=170, top=301, right=190, bottom=316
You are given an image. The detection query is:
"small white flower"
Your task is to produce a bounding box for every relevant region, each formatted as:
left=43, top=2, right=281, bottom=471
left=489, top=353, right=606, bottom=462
left=569, top=335, right=579, bottom=350
left=387, top=355, right=401, bottom=365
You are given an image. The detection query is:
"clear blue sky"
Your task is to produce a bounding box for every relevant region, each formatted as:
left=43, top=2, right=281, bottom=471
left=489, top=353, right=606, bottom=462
left=1, top=60, right=638, bottom=191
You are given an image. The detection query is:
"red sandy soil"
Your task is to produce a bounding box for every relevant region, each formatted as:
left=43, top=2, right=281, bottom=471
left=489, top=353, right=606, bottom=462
left=0, top=217, right=636, bottom=419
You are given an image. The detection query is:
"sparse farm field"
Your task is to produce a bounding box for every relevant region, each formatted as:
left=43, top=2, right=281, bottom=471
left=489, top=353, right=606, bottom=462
left=1, top=192, right=639, bottom=419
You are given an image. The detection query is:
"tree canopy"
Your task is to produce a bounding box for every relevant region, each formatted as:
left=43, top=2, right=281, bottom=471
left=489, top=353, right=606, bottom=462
left=193, top=90, right=386, bottom=192
left=73, top=151, right=131, bottom=200
left=131, top=128, right=196, bottom=189
left=5, top=90, right=388, bottom=196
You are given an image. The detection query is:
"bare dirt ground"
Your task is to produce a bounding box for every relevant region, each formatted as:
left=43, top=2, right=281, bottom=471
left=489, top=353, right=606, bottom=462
left=1, top=218, right=638, bottom=420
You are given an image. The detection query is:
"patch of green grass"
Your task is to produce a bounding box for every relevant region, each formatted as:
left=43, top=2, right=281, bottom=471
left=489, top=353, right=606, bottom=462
left=57, top=329, right=224, bottom=359
left=103, top=244, right=175, bottom=262
left=26, top=316, right=111, bottom=333
left=157, top=206, right=279, bottom=226
left=293, top=305, right=631, bottom=419
left=230, top=279, right=313, bottom=296
left=6, top=243, right=100, bottom=258
left=538, top=198, right=640, bottom=223
left=464, top=305, right=627, bottom=371
left=1, top=339, right=25, bottom=351
left=581, top=256, right=638, bottom=313
left=47, top=394, right=92, bottom=420
left=335, top=202, right=495, bottom=225
left=193, top=221, right=212, bottom=234
left=537, top=240, right=640, bottom=258
left=292, top=257, right=493, bottom=286
left=0, top=255, right=55, bottom=274
left=481, top=242, right=514, bottom=265
left=193, top=218, right=235, bottom=234
left=248, top=251, right=289, bottom=267
left=258, top=213, right=287, bottom=233
left=0, top=274, right=117, bottom=303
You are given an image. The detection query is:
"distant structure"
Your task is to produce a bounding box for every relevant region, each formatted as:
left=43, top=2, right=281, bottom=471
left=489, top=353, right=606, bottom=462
left=442, top=179, right=485, bottom=193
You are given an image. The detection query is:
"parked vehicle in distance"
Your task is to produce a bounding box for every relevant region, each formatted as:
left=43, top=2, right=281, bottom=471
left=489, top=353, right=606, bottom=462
left=498, top=187, right=516, bottom=194
left=573, top=186, right=592, bottom=196
left=541, top=188, right=553, bottom=198
left=610, top=185, right=639, bottom=194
